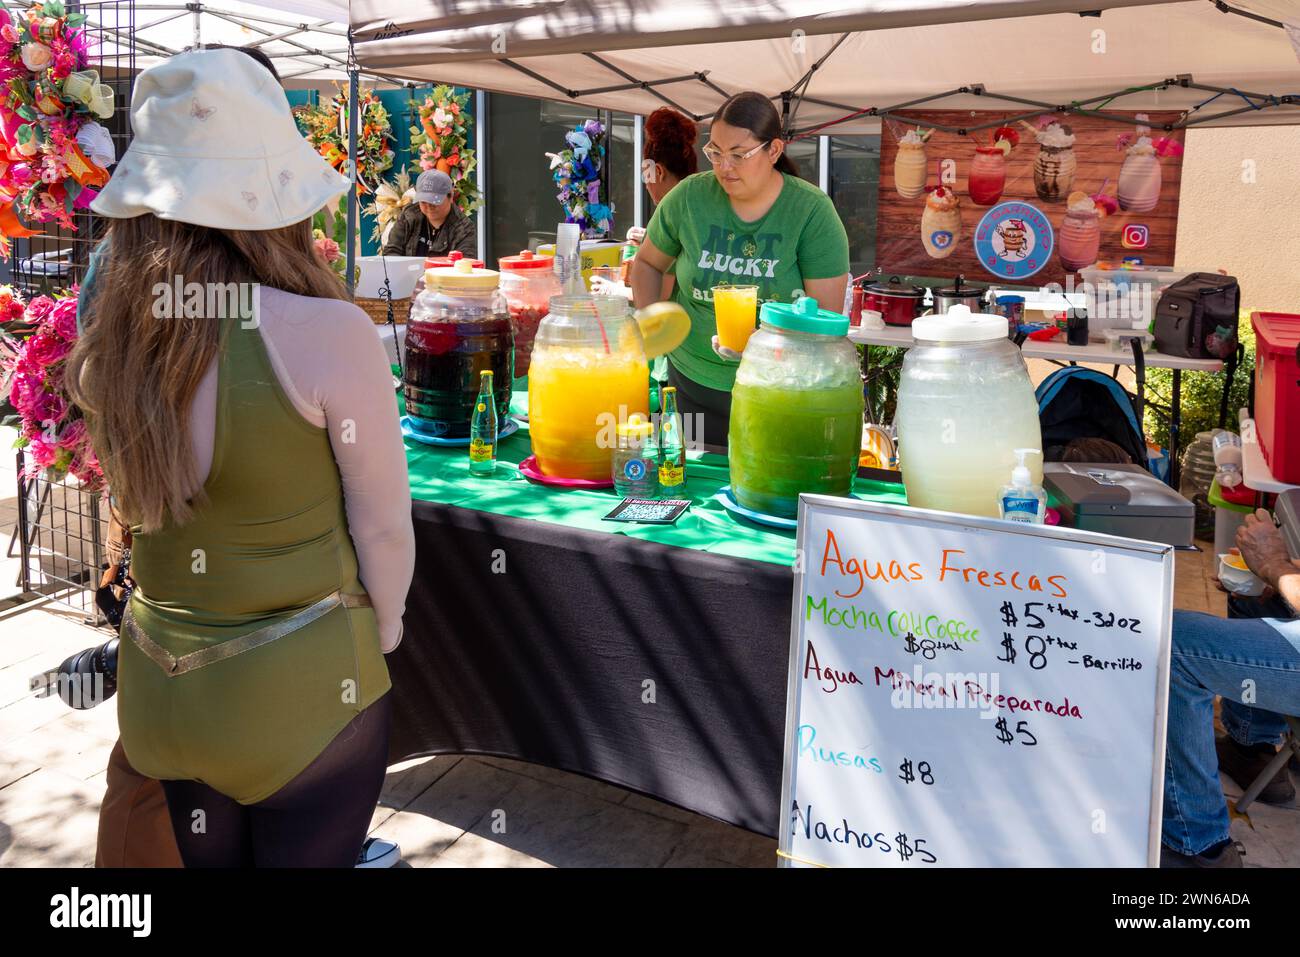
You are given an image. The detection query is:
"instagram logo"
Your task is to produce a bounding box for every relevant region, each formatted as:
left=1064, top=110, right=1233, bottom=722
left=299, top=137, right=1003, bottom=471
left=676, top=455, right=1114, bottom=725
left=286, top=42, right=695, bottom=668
left=1121, top=224, right=1149, bottom=249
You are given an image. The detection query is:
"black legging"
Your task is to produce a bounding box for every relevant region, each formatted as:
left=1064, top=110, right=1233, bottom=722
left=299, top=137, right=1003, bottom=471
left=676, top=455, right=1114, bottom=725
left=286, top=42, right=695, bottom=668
left=160, top=692, right=391, bottom=867
left=666, top=360, right=732, bottom=454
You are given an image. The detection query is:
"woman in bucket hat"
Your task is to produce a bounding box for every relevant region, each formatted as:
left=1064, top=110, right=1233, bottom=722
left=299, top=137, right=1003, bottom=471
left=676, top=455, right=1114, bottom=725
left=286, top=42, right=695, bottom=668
left=68, top=47, right=414, bottom=867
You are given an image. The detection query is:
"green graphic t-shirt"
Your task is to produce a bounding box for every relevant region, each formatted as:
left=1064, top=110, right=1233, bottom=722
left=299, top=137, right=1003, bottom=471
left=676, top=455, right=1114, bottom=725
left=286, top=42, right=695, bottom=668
left=646, top=171, right=849, bottom=392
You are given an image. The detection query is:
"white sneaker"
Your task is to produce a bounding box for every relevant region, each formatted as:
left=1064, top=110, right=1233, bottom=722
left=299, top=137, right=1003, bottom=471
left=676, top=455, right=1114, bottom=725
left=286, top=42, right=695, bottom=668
left=356, top=837, right=401, bottom=868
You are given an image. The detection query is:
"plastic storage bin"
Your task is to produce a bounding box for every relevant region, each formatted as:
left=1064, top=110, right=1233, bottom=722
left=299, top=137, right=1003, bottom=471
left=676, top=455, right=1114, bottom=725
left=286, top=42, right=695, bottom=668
left=1102, top=327, right=1153, bottom=353
left=1079, top=265, right=1189, bottom=332
left=1251, top=311, right=1300, bottom=485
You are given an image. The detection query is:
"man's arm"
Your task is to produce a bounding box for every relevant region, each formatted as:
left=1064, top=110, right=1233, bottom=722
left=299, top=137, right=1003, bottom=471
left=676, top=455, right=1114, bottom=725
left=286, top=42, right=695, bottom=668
left=451, top=211, right=478, bottom=258
left=382, top=209, right=411, bottom=256
left=1237, top=509, right=1300, bottom=612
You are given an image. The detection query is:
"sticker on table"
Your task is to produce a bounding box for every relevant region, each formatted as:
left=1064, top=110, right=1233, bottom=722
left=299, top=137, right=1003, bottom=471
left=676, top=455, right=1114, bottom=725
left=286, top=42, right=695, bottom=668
left=973, top=201, right=1054, bottom=281
left=603, top=498, right=691, bottom=525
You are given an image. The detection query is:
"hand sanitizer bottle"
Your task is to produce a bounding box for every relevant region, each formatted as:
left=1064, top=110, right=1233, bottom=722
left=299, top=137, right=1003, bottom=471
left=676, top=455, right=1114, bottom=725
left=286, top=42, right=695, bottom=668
left=998, top=448, right=1047, bottom=524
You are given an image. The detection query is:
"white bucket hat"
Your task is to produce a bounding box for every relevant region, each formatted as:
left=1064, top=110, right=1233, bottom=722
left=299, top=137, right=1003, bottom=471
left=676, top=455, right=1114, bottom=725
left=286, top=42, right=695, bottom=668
left=91, top=48, right=349, bottom=230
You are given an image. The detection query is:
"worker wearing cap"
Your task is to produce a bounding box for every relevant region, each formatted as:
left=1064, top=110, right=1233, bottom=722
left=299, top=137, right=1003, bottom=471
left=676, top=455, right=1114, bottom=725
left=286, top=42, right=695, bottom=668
left=382, top=169, right=477, bottom=259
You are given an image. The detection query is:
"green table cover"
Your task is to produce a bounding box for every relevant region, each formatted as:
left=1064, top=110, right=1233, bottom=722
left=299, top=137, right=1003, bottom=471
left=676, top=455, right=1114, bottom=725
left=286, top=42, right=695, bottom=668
left=403, top=392, right=907, bottom=568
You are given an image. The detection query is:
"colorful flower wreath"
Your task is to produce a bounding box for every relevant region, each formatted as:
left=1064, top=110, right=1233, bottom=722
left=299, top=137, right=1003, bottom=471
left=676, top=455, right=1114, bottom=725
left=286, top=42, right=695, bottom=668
left=546, top=119, right=611, bottom=239
left=0, top=1, right=115, bottom=258
left=298, top=84, right=394, bottom=195
left=409, top=85, right=481, bottom=216
left=0, top=283, right=102, bottom=487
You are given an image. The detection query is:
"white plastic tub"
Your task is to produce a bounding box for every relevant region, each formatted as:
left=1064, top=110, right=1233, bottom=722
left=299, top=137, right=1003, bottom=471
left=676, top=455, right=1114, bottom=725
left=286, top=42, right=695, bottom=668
left=1078, top=265, right=1189, bottom=331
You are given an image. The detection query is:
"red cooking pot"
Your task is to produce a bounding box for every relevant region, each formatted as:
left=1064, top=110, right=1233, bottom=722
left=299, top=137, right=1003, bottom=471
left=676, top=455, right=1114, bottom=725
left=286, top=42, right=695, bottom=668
left=862, top=276, right=929, bottom=327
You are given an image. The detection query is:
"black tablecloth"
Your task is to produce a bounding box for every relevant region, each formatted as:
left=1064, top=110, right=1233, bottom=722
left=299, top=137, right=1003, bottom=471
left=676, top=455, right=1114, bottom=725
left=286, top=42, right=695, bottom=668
left=386, top=500, right=795, bottom=837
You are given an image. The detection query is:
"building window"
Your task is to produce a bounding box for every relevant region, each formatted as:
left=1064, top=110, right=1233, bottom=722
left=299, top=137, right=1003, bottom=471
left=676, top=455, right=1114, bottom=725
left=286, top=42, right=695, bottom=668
left=605, top=110, right=636, bottom=244
left=487, top=94, right=634, bottom=262
left=784, top=136, right=820, bottom=186
left=828, top=135, right=881, bottom=276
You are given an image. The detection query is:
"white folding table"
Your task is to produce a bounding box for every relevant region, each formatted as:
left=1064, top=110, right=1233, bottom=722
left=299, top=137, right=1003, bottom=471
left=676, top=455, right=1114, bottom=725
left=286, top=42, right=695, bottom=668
left=848, top=324, right=1236, bottom=487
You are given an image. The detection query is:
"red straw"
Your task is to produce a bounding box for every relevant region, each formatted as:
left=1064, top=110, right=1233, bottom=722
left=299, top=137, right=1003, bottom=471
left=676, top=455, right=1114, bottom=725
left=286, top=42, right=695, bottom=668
left=589, top=300, right=611, bottom=354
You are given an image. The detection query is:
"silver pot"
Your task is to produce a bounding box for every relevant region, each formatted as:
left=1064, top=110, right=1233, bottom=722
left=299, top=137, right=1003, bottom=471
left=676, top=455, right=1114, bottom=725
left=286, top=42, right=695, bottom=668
left=932, top=276, right=992, bottom=314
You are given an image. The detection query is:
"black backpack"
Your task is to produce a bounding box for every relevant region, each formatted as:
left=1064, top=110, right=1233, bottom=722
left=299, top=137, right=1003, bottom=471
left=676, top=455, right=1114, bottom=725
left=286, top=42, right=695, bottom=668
left=1153, top=272, right=1240, bottom=360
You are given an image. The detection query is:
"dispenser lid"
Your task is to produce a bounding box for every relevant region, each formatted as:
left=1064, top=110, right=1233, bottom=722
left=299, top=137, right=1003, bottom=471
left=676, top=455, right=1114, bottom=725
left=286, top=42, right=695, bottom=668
left=760, top=296, right=849, bottom=337
left=912, top=304, right=1008, bottom=342
left=617, top=415, right=655, bottom=439
left=499, top=249, right=554, bottom=271
left=427, top=257, right=500, bottom=290
left=425, top=250, right=484, bottom=269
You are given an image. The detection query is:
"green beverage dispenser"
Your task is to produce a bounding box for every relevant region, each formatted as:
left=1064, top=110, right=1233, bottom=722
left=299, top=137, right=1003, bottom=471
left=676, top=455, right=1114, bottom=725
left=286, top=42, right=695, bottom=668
left=728, top=296, right=864, bottom=518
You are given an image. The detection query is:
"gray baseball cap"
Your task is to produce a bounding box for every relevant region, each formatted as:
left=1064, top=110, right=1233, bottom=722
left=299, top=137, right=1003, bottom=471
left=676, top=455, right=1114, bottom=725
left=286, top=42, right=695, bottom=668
left=415, top=169, right=453, bottom=204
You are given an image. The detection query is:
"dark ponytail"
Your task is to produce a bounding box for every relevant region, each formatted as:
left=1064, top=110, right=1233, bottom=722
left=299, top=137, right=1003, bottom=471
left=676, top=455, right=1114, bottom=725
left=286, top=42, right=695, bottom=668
left=712, top=91, right=798, bottom=177
left=644, top=107, right=698, bottom=181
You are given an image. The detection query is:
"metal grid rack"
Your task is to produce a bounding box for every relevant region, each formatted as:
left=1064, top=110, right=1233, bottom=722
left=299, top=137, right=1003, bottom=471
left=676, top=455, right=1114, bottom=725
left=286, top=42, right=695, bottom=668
left=8, top=1, right=135, bottom=621
left=13, top=451, right=108, bottom=624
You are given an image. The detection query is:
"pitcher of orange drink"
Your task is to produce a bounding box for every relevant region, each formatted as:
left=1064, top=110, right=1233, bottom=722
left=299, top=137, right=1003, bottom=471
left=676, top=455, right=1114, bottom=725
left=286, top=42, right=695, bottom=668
left=528, top=295, right=651, bottom=480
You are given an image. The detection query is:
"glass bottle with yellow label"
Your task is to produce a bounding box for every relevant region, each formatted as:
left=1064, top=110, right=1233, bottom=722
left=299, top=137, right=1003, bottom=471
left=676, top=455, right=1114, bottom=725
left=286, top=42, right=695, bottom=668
left=657, top=386, right=685, bottom=495
left=469, top=370, right=497, bottom=475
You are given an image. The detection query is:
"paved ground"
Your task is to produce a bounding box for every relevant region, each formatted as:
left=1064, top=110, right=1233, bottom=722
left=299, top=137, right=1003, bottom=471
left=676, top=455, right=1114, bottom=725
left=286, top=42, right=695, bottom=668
left=0, top=436, right=1296, bottom=867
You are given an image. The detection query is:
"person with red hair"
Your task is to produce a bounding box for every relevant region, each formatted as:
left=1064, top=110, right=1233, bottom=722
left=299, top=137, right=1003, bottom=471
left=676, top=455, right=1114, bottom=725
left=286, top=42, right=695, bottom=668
left=642, top=107, right=698, bottom=208
left=592, top=107, right=698, bottom=300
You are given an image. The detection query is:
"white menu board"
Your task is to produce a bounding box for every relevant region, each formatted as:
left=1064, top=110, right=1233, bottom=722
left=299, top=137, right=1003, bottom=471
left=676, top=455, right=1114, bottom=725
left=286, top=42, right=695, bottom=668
left=778, top=496, right=1174, bottom=868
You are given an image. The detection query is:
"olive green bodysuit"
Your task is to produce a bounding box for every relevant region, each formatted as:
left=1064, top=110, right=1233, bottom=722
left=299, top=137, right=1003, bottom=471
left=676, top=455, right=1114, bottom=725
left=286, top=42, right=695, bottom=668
left=117, top=317, right=391, bottom=804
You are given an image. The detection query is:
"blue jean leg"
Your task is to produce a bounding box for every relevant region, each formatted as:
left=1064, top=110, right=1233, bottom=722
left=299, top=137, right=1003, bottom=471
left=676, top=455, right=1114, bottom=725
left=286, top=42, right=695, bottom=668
left=1220, top=698, right=1290, bottom=747
left=1163, top=610, right=1300, bottom=856
left=1220, top=594, right=1294, bottom=746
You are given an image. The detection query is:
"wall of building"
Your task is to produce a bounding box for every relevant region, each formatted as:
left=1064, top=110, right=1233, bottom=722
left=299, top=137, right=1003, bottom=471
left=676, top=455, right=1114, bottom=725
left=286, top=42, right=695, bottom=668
left=1177, top=125, right=1300, bottom=311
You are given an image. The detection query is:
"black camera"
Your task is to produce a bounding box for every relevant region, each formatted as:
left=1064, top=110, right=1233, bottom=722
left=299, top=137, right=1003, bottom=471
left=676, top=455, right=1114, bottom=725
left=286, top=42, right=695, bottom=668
left=30, top=638, right=119, bottom=710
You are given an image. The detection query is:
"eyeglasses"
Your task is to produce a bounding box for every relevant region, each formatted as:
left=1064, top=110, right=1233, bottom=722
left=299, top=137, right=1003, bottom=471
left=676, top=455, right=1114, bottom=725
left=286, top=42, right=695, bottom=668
left=703, top=140, right=771, bottom=167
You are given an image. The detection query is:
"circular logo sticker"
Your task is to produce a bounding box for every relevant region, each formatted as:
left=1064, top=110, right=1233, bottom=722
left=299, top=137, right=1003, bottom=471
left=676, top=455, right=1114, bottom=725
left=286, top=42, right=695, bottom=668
left=973, top=202, right=1055, bottom=280
left=624, top=459, right=647, bottom=482
left=929, top=230, right=954, bottom=251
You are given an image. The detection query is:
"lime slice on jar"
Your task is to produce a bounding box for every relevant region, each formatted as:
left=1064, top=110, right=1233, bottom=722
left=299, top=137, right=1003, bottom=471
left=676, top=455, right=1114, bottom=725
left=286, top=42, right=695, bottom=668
left=634, top=301, right=690, bottom=358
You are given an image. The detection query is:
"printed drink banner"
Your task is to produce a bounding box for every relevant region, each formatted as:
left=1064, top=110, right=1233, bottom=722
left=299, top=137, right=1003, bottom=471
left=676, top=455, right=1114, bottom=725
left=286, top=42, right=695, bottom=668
left=778, top=497, right=1173, bottom=868
left=876, top=110, right=1185, bottom=287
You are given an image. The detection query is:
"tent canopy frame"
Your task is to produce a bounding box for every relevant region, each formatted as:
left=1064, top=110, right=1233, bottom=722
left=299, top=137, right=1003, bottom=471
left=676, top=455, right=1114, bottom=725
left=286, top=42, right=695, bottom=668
left=350, top=0, right=1300, bottom=135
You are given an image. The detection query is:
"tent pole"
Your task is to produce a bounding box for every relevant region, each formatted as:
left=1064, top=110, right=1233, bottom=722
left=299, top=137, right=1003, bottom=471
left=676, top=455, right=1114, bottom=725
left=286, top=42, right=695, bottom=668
left=602, top=107, right=613, bottom=240
left=633, top=114, right=644, bottom=229
left=345, top=62, right=359, bottom=296
left=817, top=135, right=829, bottom=193
left=476, top=90, right=488, bottom=264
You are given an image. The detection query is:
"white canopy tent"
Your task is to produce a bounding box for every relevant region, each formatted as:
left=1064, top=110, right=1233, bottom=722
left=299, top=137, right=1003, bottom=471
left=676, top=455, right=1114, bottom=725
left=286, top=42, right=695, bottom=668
left=11, top=0, right=382, bottom=86
left=349, top=0, right=1300, bottom=132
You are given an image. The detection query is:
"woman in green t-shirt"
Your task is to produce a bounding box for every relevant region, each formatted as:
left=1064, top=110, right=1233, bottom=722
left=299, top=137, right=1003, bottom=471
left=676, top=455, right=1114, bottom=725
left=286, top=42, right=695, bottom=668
left=629, top=91, right=850, bottom=449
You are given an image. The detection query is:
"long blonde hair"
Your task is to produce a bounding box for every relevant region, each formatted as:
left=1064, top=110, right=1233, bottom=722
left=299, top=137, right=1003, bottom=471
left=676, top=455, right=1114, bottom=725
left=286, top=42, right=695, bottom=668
left=66, top=214, right=348, bottom=532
